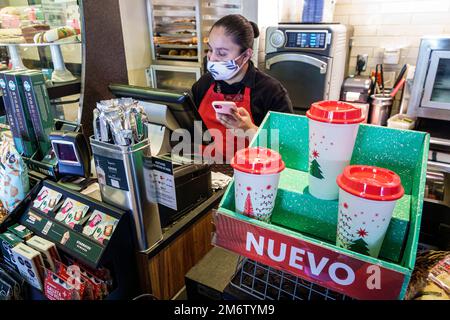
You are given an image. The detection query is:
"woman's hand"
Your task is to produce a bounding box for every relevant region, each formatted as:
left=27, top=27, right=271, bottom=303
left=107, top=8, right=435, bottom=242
left=217, top=107, right=258, bottom=133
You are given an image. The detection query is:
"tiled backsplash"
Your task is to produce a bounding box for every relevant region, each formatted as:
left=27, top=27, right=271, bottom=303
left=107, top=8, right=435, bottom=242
left=334, top=0, right=450, bottom=81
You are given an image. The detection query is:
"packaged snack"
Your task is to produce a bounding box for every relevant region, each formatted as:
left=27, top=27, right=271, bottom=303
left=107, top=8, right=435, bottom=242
left=0, top=232, right=22, bottom=269
left=32, top=186, right=62, bottom=214
left=55, top=262, right=94, bottom=300
left=8, top=223, right=33, bottom=241
left=0, top=135, right=30, bottom=212
left=26, top=236, right=60, bottom=272
left=0, top=277, right=13, bottom=300
left=82, top=210, right=118, bottom=244
left=11, top=243, right=45, bottom=290
left=55, top=198, right=89, bottom=229
left=44, top=269, right=81, bottom=300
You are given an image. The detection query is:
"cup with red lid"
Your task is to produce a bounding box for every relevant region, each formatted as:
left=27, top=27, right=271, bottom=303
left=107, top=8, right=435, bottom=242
left=231, top=147, right=285, bottom=222
left=306, top=101, right=365, bottom=200
left=336, top=165, right=404, bottom=258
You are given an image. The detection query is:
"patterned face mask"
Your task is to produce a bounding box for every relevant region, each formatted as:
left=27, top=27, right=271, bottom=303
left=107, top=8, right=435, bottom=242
left=207, top=52, right=245, bottom=81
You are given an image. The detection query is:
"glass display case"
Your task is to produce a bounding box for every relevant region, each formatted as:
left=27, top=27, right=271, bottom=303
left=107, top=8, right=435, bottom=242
left=0, top=0, right=82, bottom=122
left=146, top=0, right=244, bottom=91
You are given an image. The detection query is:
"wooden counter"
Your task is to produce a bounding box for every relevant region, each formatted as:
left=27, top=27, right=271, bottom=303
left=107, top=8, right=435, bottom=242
left=136, top=189, right=225, bottom=299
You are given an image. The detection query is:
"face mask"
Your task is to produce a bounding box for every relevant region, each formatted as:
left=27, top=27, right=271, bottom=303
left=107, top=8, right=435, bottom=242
left=207, top=53, right=246, bottom=81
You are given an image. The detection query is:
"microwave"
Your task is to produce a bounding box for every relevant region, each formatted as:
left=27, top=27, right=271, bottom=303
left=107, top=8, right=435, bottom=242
left=409, top=36, right=450, bottom=121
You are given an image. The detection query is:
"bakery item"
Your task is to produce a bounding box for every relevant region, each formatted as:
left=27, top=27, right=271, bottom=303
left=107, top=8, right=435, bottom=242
left=33, top=26, right=76, bottom=43
left=21, top=24, right=50, bottom=43
left=168, top=49, right=178, bottom=56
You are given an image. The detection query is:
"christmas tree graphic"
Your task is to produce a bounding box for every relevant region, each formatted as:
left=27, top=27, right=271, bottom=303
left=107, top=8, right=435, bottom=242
left=349, top=238, right=370, bottom=255
left=309, top=159, right=324, bottom=179
left=244, top=193, right=254, bottom=216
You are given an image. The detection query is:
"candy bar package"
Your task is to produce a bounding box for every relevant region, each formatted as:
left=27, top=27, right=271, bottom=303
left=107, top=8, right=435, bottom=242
left=8, top=224, right=33, bottom=241
left=54, top=261, right=94, bottom=300
left=82, top=210, right=118, bottom=245
left=26, top=236, right=60, bottom=273
left=32, top=186, right=62, bottom=214
left=11, top=243, right=45, bottom=290
left=55, top=198, right=90, bottom=229
left=0, top=232, right=23, bottom=269
left=44, top=269, right=82, bottom=300
left=0, top=134, right=30, bottom=212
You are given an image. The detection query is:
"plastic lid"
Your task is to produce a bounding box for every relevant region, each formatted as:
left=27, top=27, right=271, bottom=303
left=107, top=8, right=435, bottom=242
left=306, top=100, right=365, bottom=124
left=231, top=147, right=285, bottom=175
left=337, top=165, right=404, bottom=201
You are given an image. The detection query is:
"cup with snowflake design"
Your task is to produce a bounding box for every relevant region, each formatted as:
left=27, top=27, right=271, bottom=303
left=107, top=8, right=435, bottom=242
left=231, top=147, right=285, bottom=222
left=336, top=165, right=404, bottom=258
left=306, top=101, right=365, bottom=200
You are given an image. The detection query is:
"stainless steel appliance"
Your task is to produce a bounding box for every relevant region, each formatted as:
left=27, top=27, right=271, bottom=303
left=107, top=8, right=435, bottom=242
left=409, top=36, right=450, bottom=121
left=264, top=23, right=352, bottom=112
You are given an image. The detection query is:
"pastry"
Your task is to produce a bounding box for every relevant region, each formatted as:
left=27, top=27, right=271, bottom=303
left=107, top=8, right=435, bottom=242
left=168, top=49, right=178, bottom=56
left=21, top=24, right=50, bottom=43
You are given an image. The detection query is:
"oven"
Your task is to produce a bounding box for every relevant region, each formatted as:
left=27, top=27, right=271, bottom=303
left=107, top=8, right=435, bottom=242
left=409, top=36, right=450, bottom=121
left=264, top=23, right=352, bottom=113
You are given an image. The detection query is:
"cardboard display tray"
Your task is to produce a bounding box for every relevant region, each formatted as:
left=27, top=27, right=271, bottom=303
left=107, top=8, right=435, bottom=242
left=213, top=112, right=429, bottom=300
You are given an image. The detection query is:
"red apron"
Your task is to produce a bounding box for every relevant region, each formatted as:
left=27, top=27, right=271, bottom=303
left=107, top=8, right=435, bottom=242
left=198, top=83, right=254, bottom=161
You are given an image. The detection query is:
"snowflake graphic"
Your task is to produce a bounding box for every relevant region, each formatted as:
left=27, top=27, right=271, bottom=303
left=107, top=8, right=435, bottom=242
left=357, top=228, right=368, bottom=238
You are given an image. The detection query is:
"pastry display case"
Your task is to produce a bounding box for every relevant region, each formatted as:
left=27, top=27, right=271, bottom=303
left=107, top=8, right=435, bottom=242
left=146, top=0, right=245, bottom=91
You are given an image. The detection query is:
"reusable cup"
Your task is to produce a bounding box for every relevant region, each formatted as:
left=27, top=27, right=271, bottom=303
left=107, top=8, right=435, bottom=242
left=336, top=165, right=404, bottom=258
left=231, top=147, right=285, bottom=222
left=306, top=101, right=365, bottom=200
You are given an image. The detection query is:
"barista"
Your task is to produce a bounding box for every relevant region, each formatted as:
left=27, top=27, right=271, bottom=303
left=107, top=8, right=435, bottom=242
left=192, top=14, right=293, bottom=159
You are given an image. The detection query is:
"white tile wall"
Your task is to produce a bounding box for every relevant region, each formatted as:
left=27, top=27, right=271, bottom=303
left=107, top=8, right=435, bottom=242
left=334, top=0, right=450, bottom=78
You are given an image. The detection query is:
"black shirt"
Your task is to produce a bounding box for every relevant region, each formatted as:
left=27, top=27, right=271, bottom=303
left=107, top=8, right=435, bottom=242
left=191, top=61, right=293, bottom=126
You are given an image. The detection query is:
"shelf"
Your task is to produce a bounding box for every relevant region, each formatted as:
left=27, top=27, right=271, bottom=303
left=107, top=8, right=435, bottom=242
left=157, top=44, right=197, bottom=49
left=153, top=10, right=196, bottom=17
left=158, top=54, right=198, bottom=61
left=0, top=41, right=82, bottom=47
left=156, top=22, right=196, bottom=28
left=157, top=33, right=196, bottom=38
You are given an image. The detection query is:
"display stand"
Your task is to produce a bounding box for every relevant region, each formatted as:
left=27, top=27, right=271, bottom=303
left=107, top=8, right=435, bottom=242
left=16, top=179, right=139, bottom=299
left=213, top=112, right=430, bottom=300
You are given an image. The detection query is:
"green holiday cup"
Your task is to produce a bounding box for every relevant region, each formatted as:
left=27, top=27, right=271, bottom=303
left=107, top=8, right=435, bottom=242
left=306, top=101, right=365, bottom=200
left=336, top=165, right=404, bottom=258
left=231, top=147, right=285, bottom=222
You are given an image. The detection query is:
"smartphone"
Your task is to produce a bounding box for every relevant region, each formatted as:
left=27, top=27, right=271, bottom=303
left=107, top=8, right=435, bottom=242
left=212, top=101, right=238, bottom=116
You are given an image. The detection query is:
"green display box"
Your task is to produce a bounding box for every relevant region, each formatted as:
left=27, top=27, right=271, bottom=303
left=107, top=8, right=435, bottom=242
left=215, top=112, right=429, bottom=300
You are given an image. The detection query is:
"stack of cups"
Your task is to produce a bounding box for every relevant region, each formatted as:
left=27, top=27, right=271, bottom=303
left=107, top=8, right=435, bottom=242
left=336, top=165, right=404, bottom=258
left=231, top=147, right=285, bottom=222
left=306, top=101, right=365, bottom=200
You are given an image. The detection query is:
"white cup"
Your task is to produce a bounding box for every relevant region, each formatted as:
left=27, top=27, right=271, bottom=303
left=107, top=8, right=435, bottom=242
left=307, top=101, right=364, bottom=200
left=336, top=165, right=404, bottom=258
left=231, top=147, right=285, bottom=222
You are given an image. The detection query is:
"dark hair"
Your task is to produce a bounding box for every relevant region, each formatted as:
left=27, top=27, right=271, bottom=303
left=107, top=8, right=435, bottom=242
left=211, top=14, right=260, bottom=53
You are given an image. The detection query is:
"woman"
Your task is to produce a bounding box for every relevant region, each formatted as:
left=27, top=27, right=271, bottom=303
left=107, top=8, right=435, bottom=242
left=192, top=14, right=293, bottom=160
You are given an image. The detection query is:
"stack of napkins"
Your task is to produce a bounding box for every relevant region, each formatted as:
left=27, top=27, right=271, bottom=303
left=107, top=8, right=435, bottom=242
left=211, top=172, right=232, bottom=190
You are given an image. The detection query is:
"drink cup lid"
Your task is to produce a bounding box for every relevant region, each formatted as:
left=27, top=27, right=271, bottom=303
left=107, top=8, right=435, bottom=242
left=337, top=165, right=404, bottom=201
left=307, top=100, right=365, bottom=124
left=231, top=147, right=285, bottom=175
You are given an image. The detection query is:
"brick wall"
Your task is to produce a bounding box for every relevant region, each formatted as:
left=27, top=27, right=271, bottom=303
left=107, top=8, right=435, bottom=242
left=334, top=0, right=450, bottom=81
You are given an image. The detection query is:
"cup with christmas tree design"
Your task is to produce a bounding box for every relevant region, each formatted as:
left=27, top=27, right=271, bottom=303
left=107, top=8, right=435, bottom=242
left=231, top=147, right=285, bottom=222
left=306, top=101, right=365, bottom=200
left=336, top=165, right=404, bottom=258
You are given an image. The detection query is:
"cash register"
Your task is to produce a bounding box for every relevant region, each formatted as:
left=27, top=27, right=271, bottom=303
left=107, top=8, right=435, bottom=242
left=108, top=84, right=213, bottom=227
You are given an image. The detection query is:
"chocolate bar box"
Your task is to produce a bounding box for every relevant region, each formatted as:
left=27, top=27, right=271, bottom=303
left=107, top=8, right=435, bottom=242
left=12, top=243, right=45, bottom=290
